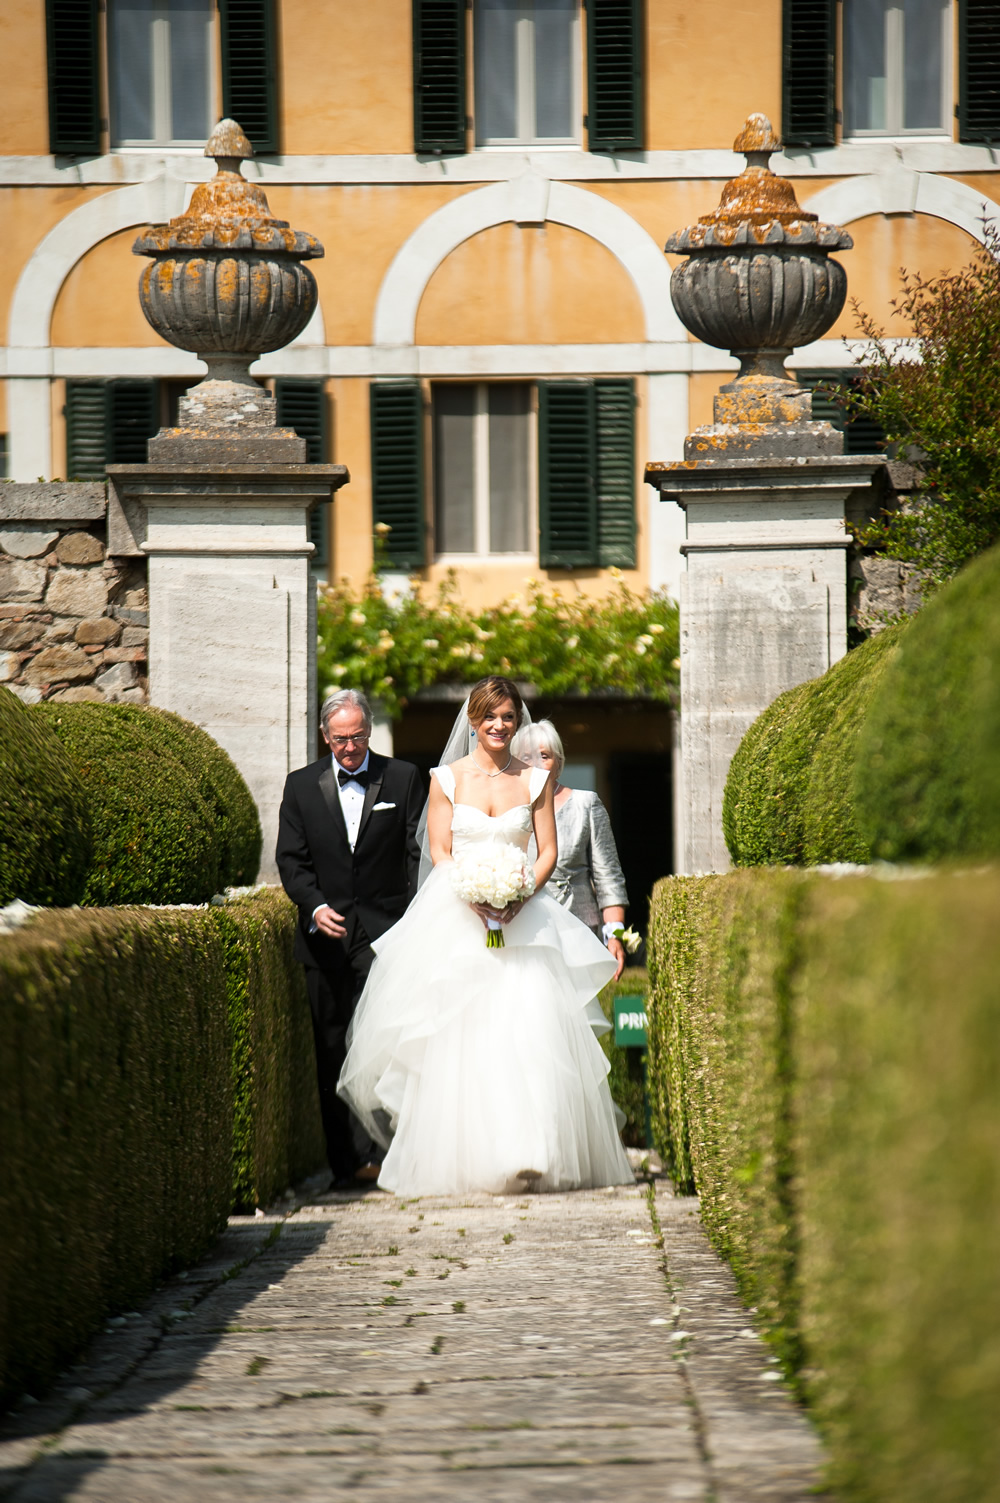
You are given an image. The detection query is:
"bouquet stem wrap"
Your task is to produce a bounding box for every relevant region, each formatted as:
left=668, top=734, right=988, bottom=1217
left=451, top=844, right=537, bottom=949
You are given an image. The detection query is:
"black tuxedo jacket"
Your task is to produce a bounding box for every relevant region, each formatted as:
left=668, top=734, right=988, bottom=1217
left=275, top=751, right=424, bottom=971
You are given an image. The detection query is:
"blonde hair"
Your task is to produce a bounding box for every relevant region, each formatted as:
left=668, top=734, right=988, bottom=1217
left=511, top=718, right=565, bottom=775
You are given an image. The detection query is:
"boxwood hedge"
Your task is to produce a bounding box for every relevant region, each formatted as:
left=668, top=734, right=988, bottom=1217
left=0, top=889, right=324, bottom=1408
left=0, top=686, right=92, bottom=906
left=647, top=866, right=1000, bottom=1502
left=856, top=542, right=1000, bottom=862
left=33, top=703, right=221, bottom=905
left=723, top=622, right=911, bottom=868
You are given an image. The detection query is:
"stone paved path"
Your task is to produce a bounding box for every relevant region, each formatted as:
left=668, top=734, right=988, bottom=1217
left=0, top=1182, right=827, bottom=1502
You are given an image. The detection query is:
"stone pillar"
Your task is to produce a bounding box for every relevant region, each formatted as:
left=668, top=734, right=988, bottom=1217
left=645, top=116, right=886, bottom=874
left=108, top=120, right=349, bottom=880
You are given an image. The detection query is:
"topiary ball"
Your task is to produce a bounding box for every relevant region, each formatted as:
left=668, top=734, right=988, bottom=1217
left=723, top=681, right=812, bottom=866
left=0, top=686, right=92, bottom=906
left=802, top=620, right=910, bottom=865
left=855, top=544, right=1000, bottom=862
left=141, top=710, right=262, bottom=887
left=33, top=703, right=220, bottom=905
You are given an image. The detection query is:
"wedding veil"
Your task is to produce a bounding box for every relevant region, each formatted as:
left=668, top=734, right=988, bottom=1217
left=416, top=692, right=532, bottom=886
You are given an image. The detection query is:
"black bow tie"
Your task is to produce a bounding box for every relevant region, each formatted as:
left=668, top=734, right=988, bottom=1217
left=338, top=767, right=369, bottom=789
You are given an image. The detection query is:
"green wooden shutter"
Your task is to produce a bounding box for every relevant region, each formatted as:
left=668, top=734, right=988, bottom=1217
left=46, top=0, right=101, bottom=155
left=782, top=0, right=836, bottom=147
left=799, top=371, right=886, bottom=455
left=276, top=379, right=330, bottom=565
left=959, top=0, right=1000, bottom=143
left=586, top=0, right=644, bottom=152
left=109, top=380, right=158, bottom=463
left=413, top=0, right=467, bottom=154
left=595, top=379, right=636, bottom=568
left=220, top=0, right=278, bottom=154
left=538, top=382, right=598, bottom=569
left=65, top=382, right=109, bottom=480
left=370, top=382, right=426, bottom=570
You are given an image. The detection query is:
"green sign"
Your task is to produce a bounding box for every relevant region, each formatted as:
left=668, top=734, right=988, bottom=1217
left=613, top=994, right=648, bottom=1047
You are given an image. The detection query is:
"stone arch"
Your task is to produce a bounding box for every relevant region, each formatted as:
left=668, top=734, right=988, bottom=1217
left=8, top=177, right=326, bottom=350
left=802, top=170, right=1000, bottom=241
left=372, top=177, right=684, bottom=346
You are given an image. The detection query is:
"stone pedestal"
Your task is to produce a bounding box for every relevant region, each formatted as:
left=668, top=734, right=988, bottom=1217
left=646, top=456, right=885, bottom=873
left=108, top=457, right=348, bottom=881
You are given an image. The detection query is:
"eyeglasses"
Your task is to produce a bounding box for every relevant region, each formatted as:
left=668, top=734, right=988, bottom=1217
left=328, top=733, right=370, bottom=748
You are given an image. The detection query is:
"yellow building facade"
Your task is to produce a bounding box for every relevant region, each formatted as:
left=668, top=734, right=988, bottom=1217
left=2, top=0, right=998, bottom=609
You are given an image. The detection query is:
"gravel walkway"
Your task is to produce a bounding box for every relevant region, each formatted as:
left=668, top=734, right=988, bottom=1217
left=0, top=1181, right=826, bottom=1501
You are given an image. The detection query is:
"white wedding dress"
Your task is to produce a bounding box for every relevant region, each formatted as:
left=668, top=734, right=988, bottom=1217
left=337, top=765, right=634, bottom=1196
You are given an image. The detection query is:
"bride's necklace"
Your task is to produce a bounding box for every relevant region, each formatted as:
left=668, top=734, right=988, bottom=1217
left=473, top=750, right=512, bottom=779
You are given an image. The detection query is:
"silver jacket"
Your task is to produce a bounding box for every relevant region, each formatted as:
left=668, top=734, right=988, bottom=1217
left=547, top=789, right=628, bottom=929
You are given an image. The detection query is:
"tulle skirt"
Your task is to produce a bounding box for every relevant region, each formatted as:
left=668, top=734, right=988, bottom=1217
left=337, top=863, right=634, bottom=1197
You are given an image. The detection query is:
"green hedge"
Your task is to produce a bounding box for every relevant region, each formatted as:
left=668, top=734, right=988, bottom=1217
left=219, top=890, right=325, bottom=1210
left=142, top=710, right=262, bottom=887
left=0, top=907, right=232, bottom=1407
left=856, top=543, right=1000, bottom=861
left=648, top=866, right=1000, bottom=1502
left=723, top=624, right=910, bottom=868
left=0, top=686, right=92, bottom=906
left=0, top=890, right=324, bottom=1408
left=596, top=968, right=648, bottom=1149
left=32, top=704, right=238, bottom=905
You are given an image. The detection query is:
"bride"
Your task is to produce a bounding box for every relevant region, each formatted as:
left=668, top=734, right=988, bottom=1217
left=337, top=675, right=634, bottom=1196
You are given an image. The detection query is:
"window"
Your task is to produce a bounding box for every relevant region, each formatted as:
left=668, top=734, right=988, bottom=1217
left=109, top=0, right=215, bottom=147
left=433, top=384, right=534, bottom=556
left=45, top=0, right=277, bottom=155
left=65, top=380, right=160, bottom=478
left=474, top=0, right=579, bottom=146
left=275, top=379, right=331, bottom=567
left=369, top=377, right=636, bottom=571
left=798, top=371, right=887, bottom=453
left=412, top=0, right=643, bottom=154
left=843, top=0, right=952, bottom=136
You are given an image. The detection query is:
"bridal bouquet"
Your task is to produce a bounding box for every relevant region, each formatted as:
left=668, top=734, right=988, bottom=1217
left=451, top=844, right=536, bottom=949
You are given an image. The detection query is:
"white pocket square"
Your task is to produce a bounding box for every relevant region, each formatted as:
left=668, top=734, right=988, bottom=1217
left=372, top=801, right=396, bottom=811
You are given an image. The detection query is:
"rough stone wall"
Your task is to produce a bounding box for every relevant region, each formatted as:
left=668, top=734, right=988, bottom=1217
left=848, top=462, right=924, bottom=636
left=0, top=484, right=148, bottom=706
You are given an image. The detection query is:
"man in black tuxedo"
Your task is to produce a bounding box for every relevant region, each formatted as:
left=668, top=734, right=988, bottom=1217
left=276, top=688, right=423, bottom=1185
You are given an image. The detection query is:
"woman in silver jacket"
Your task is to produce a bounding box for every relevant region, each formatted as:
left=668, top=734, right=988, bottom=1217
left=512, top=719, right=628, bottom=981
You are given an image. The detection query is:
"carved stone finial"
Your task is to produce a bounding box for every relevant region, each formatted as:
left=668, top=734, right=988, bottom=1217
left=732, top=112, right=781, bottom=163
left=205, top=118, right=254, bottom=167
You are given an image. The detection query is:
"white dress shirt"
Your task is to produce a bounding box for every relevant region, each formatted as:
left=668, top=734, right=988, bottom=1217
left=312, top=750, right=371, bottom=926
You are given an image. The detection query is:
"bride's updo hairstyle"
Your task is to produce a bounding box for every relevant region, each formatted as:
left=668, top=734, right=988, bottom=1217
left=467, top=675, right=524, bottom=727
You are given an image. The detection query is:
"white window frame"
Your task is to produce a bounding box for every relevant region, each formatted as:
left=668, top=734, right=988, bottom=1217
left=433, top=382, right=538, bottom=562
left=473, top=0, right=581, bottom=150
left=842, top=0, right=953, bottom=139
left=108, top=0, right=218, bottom=151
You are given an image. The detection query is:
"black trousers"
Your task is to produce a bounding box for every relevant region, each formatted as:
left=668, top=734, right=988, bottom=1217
left=304, top=922, right=381, bottom=1181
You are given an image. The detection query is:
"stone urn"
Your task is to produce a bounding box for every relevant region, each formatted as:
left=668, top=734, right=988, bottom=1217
left=665, top=114, right=853, bottom=453
left=133, top=119, right=323, bottom=446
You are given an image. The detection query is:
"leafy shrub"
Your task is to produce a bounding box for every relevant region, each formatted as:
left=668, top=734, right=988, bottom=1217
left=647, top=865, right=1000, bottom=1502
left=33, top=702, right=220, bottom=904
left=724, top=623, right=911, bottom=868
left=219, top=890, right=325, bottom=1209
left=596, top=968, right=648, bottom=1149
left=722, top=682, right=812, bottom=866
left=0, top=907, right=232, bottom=1406
left=0, top=687, right=92, bottom=906
left=0, top=890, right=324, bottom=1406
left=143, top=710, right=261, bottom=886
left=802, top=621, right=909, bottom=864
left=856, top=543, right=1000, bottom=862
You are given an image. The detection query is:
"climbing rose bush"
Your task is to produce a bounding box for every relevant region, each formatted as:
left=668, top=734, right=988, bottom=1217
left=317, top=571, right=680, bottom=717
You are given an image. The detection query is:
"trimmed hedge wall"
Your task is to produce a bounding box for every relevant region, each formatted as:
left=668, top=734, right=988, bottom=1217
left=0, top=686, right=92, bottom=906
left=723, top=623, right=909, bottom=867
left=648, top=867, right=1000, bottom=1502
left=219, top=891, right=326, bottom=1211
left=597, top=968, right=648, bottom=1149
left=856, top=542, right=1000, bottom=862
left=0, top=890, right=324, bottom=1408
